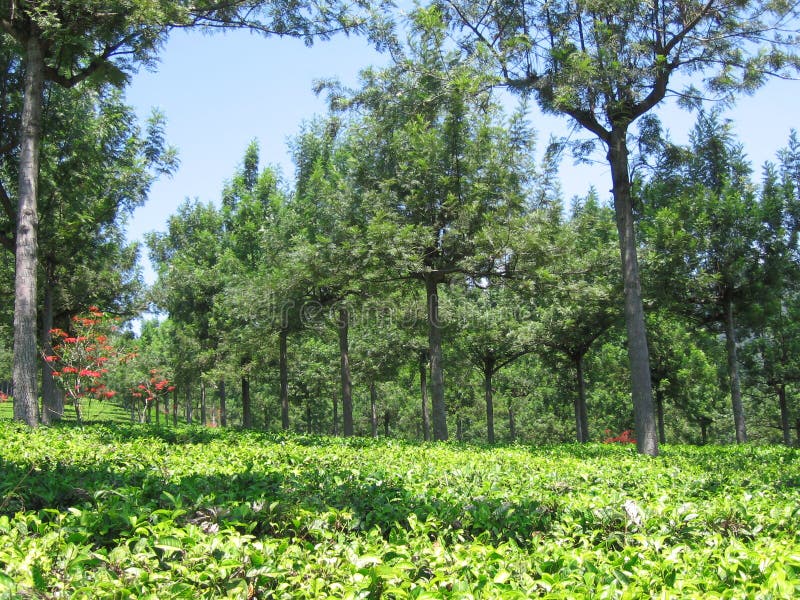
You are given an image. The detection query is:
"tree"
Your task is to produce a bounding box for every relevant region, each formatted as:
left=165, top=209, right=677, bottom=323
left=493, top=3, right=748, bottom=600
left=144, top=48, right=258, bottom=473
left=642, top=111, right=761, bottom=442
left=1, top=0, right=383, bottom=426
left=330, top=7, right=535, bottom=439
left=531, top=191, right=621, bottom=443
left=442, top=0, right=799, bottom=455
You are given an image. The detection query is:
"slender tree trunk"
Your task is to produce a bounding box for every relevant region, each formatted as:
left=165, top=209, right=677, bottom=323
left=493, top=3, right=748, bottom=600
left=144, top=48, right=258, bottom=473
left=339, top=307, right=353, bottom=436
left=723, top=295, right=747, bottom=443
left=40, top=271, right=62, bottom=424
left=306, top=398, right=312, bottom=434
left=484, top=356, right=495, bottom=444
left=574, top=353, right=590, bottom=443
left=384, top=411, right=390, bottom=437
left=218, top=380, right=227, bottom=427
left=280, top=328, right=289, bottom=430
left=777, top=384, right=791, bottom=447
left=425, top=274, right=448, bottom=441
left=655, top=387, right=666, bottom=445
left=185, top=385, right=192, bottom=424
left=508, top=403, right=516, bottom=441
left=200, top=380, right=207, bottom=426
left=145, top=399, right=152, bottom=424
left=172, top=387, right=178, bottom=426
left=332, top=389, right=339, bottom=436
left=419, top=349, right=431, bottom=442
left=241, top=376, right=252, bottom=428
left=155, top=396, right=160, bottom=426
left=370, top=380, right=378, bottom=438
left=13, top=36, right=45, bottom=427
left=607, top=132, right=658, bottom=456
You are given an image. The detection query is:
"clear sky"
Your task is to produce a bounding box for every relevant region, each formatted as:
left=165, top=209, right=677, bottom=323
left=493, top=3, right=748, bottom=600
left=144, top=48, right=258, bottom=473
left=124, top=26, right=799, bottom=284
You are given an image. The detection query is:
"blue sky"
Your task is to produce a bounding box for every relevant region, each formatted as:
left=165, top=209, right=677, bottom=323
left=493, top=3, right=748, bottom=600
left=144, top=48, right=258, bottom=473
left=124, top=27, right=799, bottom=283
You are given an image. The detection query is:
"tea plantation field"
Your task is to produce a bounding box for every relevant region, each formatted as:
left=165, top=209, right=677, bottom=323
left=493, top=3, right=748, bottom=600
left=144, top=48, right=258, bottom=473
left=1, top=422, right=798, bottom=598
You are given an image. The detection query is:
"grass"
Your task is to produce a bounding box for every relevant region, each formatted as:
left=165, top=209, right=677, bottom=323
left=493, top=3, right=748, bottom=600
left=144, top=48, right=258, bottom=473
left=0, top=423, right=799, bottom=598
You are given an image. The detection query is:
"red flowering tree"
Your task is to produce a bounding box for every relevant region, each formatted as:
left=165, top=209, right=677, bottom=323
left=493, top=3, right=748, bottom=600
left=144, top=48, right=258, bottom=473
left=45, top=307, right=121, bottom=424
left=129, top=368, right=175, bottom=424
left=603, top=429, right=637, bottom=445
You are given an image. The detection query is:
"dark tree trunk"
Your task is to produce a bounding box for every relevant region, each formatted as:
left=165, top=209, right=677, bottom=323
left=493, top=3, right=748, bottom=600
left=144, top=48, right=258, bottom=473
left=172, top=387, right=178, bottom=426
left=332, top=390, right=339, bottom=436
left=508, top=404, right=516, bottom=441
left=795, top=418, right=800, bottom=447
left=218, top=380, right=227, bottom=427
left=607, top=131, right=658, bottom=456
left=185, top=386, right=192, bottom=424
left=370, top=380, right=378, bottom=438
left=280, top=328, right=289, bottom=430
left=574, top=354, right=589, bottom=443
left=241, top=376, right=252, bottom=428
left=484, top=356, right=495, bottom=444
left=655, top=387, right=666, bottom=445
left=200, top=379, right=207, bottom=426
left=155, top=395, right=160, bottom=426
left=456, top=415, right=463, bottom=441
left=419, top=349, right=431, bottom=441
left=777, top=384, right=791, bottom=446
left=425, top=274, right=448, bottom=440
left=40, top=271, right=62, bottom=423
left=723, top=295, right=747, bottom=443
left=339, top=307, right=353, bottom=436
left=145, top=399, right=152, bottom=424
left=384, top=411, right=390, bottom=437
left=13, top=36, right=45, bottom=427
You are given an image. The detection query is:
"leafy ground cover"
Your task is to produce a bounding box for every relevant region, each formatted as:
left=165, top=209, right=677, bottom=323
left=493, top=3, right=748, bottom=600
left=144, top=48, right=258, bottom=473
left=0, top=422, right=798, bottom=599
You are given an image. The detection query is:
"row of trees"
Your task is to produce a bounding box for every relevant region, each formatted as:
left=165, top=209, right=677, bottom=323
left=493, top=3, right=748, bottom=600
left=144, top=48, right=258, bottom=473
left=141, top=11, right=800, bottom=447
left=2, top=1, right=798, bottom=455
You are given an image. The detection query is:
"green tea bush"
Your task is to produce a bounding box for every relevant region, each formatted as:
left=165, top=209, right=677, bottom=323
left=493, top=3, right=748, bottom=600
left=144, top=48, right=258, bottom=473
left=0, top=423, right=798, bottom=598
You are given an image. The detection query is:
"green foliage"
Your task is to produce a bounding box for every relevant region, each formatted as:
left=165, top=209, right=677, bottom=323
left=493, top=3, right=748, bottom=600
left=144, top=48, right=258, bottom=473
left=0, top=423, right=799, bottom=598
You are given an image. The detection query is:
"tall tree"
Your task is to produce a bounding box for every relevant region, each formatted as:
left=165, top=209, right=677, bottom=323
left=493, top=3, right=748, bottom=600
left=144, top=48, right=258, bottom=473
left=442, top=0, right=799, bottom=455
left=642, top=111, right=761, bottom=442
left=330, top=6, right=535, bottom=439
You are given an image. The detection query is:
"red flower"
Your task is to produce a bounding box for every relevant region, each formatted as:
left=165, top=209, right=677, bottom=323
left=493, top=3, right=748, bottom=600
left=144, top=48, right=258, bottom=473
left=44, top=355, right=58, bottom=363
left=63, top=337, right=78, bottom=344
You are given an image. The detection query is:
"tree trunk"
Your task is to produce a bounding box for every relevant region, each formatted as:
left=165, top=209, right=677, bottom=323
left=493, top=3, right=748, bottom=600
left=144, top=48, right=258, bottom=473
left=723, top=295, right=747, bottom=443
left=339, top=307, right=353, bottom=436
left=655, top=387, right=666, bottom=445
left=777, top=384, right=791, bottom=447
left=241, top=376, right=252, bottom=428
left=172, top=387, right=178, bottom=426
left=484, top=356, right=495, bottom=444
left=280, top=328, right=289, bottom=430
left=13, top=36, right=45, bottom=427
left=306, top=398, right=312, bottom=434
left=332, top=389, right=339, bottom=436
left=185, top=385, right=192, bottom=424
left=40, top=271, right=62, bottom=423
left=384, top=411, right=390, bottom=437
left=425, top=274, right=448, bottom=441
left=419, top=349, right=431, bottom=442
left=607, top=131, right=658, bottom=456
left=370, top=380, right=378, bottom=438
left=155, top=395, right=160, bottom=426
left=574, top=353, right=590, bottom=443
left=508, top=403, right=516, bottom=441
left=218, top=380, right=227, bottom=427
left=200, top=379, right=207, bottom=426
